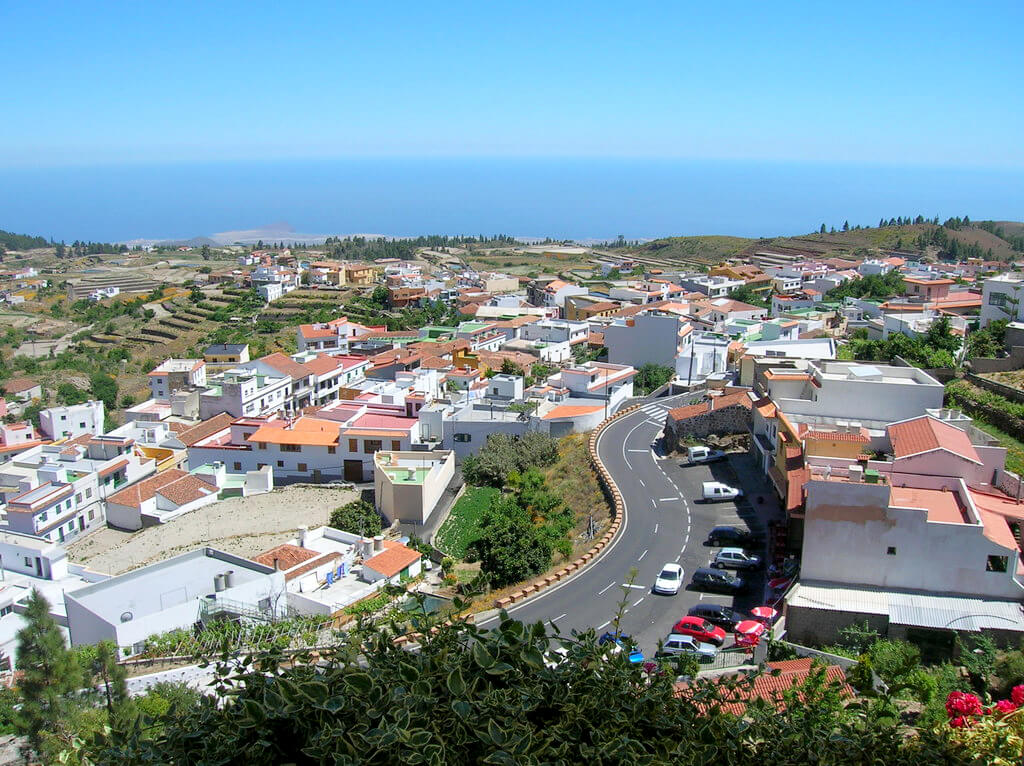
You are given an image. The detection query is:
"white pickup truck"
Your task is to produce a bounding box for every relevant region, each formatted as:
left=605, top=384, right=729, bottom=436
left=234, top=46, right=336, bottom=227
left=686, top=446, right=727, bottom=465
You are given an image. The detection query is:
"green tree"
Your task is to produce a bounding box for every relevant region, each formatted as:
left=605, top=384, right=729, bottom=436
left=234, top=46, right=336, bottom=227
left=329, top=498, right=383, bottom=536
left=200, top=244, right=211, bottom=260
left=57, top=382, right=89, bottom=406
left=472, top=492, right=553, bottom=587
left=499, top=358, right=524, bottom=376
left=83, top=613, right=961, bottom=765
left=461, top=432, right=559, bottom=487
left=90, top=371, right=118, bottom=410
left=726, top=285, right=768, bottom=308
left=370, top=285, right=390, bottom=307
left=634, top=363, right=674, bottom=395
left=16, top=590, right=82, bottom=759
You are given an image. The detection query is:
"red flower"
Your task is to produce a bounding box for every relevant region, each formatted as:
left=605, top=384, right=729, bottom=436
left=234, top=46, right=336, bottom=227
left=1012, top=685, right=1024, bottom=707
left=946, top=691, right=983, bottom=718
left=994, top=699, right=1018, bottom=715
left=948, top=715, right=968, bottom=728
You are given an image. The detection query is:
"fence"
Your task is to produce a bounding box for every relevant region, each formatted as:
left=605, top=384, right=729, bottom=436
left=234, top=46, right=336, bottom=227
left=968, top=347, right=1024, bottom=374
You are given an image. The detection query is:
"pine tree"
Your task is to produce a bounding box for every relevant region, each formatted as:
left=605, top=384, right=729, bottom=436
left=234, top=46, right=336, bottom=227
left=842, top=220, right=849, bottom=232
left=819, top=223, right=826, bottom=234
left=16, top=590, right=81, bottom=758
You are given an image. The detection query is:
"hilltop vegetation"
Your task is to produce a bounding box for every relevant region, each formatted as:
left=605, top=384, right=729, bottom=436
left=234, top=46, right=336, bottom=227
left=0, top=228, right=50, bottom=252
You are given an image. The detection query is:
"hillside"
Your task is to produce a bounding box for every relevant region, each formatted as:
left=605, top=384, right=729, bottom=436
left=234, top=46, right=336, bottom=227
left=623, top=220, right=1024, bottom=270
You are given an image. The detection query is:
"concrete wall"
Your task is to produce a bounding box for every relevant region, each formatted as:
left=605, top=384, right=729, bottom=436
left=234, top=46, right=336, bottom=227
left=604, top=314, right=681, bottom=368
left=969, top=347, right=1024, bottom=374
left=785, top=604, right=889, bottom=647
left=802, top=479, right=1023, bottom=600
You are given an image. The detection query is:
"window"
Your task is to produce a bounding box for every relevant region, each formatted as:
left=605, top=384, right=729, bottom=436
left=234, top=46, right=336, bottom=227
left=79, top=422, right=86, bottom=428
left=348, top=439, right=358, bottom=452
left=391, top=440, right=401, bottom=450
left=257, top=442, right=266, bottom=450
left=23, top=557, right=31, bottom=567
left=298, top=463, right=307, bottom=472
left=276, top=460, right=284, bottom=468
left=328, top=446, right=336, bottom=454
left=75, top=492, right=82, bottom=504
left=88, top=510, right=95, bottom=520
left=989, top=292, right=1008, bottom=307
left=453, top=433, right=472, bottom=443
left=987, top=555, right=1009, bottom=572
left=886, top=547, right=896, bottom=556
left=86, top=487, right=92, bottom=498
left=363, top=440, right=383, bottom=454
left=281, top=444, right=301, bottom=453
left=233, top=462, right=241, bottom=471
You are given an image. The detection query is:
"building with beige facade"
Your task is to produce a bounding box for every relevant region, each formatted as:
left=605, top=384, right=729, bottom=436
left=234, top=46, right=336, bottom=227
left=373, top=449, right=455, bottom=525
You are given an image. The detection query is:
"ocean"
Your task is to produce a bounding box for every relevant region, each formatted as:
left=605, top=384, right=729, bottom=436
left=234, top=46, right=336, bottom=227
left=2, top=157, right=1022, bottom=243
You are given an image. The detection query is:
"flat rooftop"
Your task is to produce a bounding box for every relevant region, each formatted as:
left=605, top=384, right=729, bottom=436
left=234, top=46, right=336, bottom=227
left=67, top=548, right=273, bottom=624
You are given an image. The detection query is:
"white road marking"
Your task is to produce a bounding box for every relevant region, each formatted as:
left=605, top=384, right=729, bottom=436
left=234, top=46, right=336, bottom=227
left=627, top=449, right=648, bottom=453
left=638, top=549, right=648, bottom=561
left=658, top=496, right=678, bottom=502
left=654, top=523, right=659, bottom=534
left=550, top=613, right=567, bottom=624
left=622, top=583, right=645, bottom=590
left=633, top=597, right=645, bottom=607
left=598, top=581, right=616, bottom=595
left=674, top=553, right=682, bottom=562
left=699, top=594, right=705, bottom=600
left=597, top=621, right=610, bottom=631
left=639, top=479, right=645, bottom=487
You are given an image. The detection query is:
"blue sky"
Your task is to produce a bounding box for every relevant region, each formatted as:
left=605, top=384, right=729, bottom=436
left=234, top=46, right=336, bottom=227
left=1, top=1, right=1022, bottom=168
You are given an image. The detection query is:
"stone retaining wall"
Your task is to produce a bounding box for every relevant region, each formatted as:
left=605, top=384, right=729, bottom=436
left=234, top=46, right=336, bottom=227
left=487, top=402, right=646, bottom=611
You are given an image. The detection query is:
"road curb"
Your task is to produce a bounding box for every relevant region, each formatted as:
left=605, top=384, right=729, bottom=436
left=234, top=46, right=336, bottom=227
left=491, top=401, right=648, bottom=609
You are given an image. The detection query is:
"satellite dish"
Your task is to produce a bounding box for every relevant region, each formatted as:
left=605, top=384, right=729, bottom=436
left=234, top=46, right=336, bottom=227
left=120, top=611, right=133, bottom=623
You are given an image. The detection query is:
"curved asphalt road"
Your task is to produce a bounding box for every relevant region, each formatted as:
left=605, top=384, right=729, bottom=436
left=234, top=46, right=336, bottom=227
left=479, top=393, right=767, bottom=654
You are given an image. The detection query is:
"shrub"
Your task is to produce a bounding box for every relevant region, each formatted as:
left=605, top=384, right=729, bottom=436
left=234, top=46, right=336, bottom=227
left=329, top=498, right=382, bottom=536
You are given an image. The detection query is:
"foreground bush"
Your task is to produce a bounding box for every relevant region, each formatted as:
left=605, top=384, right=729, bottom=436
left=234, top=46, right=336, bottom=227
left=85, top=607, right=982, bottom=765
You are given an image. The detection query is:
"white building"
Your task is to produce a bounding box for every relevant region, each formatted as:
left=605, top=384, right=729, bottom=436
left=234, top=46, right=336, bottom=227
left=198, top=368, right=291, bottom=420
left=39, top=400, right=105, bottom=441
left=518, top=318, right=589, bottom=347
left=64, top=548, right=287, bottom=654
left=981, top=273, right=1024, bottom=326
left=148, top=359, right=207, bottom=400
left=679, top=275, right=744, bottom=298
left=674, top=332, right=730, bottom=385
left=104, top=468, right=220, bottom=531
left=0, top=435, right=155, bottom=544
left=374, top=449, right=456, bottom=525
left=604, top=312, right=687, bottom=368
left=757, top=361, right=944, bottom=428
left=858, top=259, right=895, bottom=276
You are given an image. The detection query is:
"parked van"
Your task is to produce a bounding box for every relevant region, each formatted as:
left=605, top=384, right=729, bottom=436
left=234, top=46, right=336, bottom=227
left=701, top=481, right=743, bottom=502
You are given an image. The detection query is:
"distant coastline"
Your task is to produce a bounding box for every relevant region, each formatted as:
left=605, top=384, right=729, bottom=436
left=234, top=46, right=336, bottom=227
left=2, top=157, right=1022, bottom=244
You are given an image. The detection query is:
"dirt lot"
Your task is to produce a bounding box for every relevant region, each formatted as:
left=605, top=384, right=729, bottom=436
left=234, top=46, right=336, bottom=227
left=67, top=485, right=357, bottom=574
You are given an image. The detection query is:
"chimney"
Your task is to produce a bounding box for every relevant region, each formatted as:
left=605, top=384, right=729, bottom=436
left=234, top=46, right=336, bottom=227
left=214, top=573, right=226, bottom=592
left=225, top=570, right=236, bottom=588
left=272, top=557, right=279, bottom=571
left=373, top=535, right=384, bottom=552
left=298, top=525, right=309, bottom=546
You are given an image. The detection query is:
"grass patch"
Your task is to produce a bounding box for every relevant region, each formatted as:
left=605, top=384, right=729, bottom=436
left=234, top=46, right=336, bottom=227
left=964, top=416, right=1024, bottom=476
left=435, top=486, right=500, bottom=558
left=540, top=433, right=610, bottom=551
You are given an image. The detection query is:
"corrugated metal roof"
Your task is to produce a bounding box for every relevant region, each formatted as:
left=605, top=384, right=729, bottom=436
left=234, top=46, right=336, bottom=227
left=789, top=582, right=1024, bottom=632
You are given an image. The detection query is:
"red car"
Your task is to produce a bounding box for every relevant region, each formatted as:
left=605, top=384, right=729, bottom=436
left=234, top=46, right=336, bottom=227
left=671, top=616, right=728, bottom=646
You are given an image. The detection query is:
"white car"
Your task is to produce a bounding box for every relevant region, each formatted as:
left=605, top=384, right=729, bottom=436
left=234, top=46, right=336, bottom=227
left=701, top=481, right=743, bottom=502
left=653, top=563, right=684, bottom=595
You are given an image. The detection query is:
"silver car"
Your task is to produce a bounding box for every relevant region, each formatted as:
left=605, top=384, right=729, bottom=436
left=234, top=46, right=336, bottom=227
left=712, top=547, right=762, bottom=571
left=659, top=633, right=718, bottom=660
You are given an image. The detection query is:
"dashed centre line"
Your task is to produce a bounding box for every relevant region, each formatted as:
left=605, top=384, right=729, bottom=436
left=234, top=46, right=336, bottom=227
left=632, top=597, right=645, bottom=607
left=638, top=549, right=648, bottom=561
left=598, top=581, right=616, bottom=595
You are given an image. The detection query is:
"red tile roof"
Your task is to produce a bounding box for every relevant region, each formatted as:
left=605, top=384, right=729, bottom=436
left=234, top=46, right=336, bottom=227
left=364, top=541, right=421, bottom=578
left=107, top=468, right=189, bottom=508
left=668, top=391, right=752, bottom=422
left=156, top=474, right=218, bottom=505
left=888, top=416, right=981, bottom=463
left=177, top=413, right=236, bottom=446
left=2, top=377, right=39, bottom=394
left=253, top=543, right=319, bottom=571
left=678, top=658, right=853, bottom=716
left=259, top=352, right=310, bottom=380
